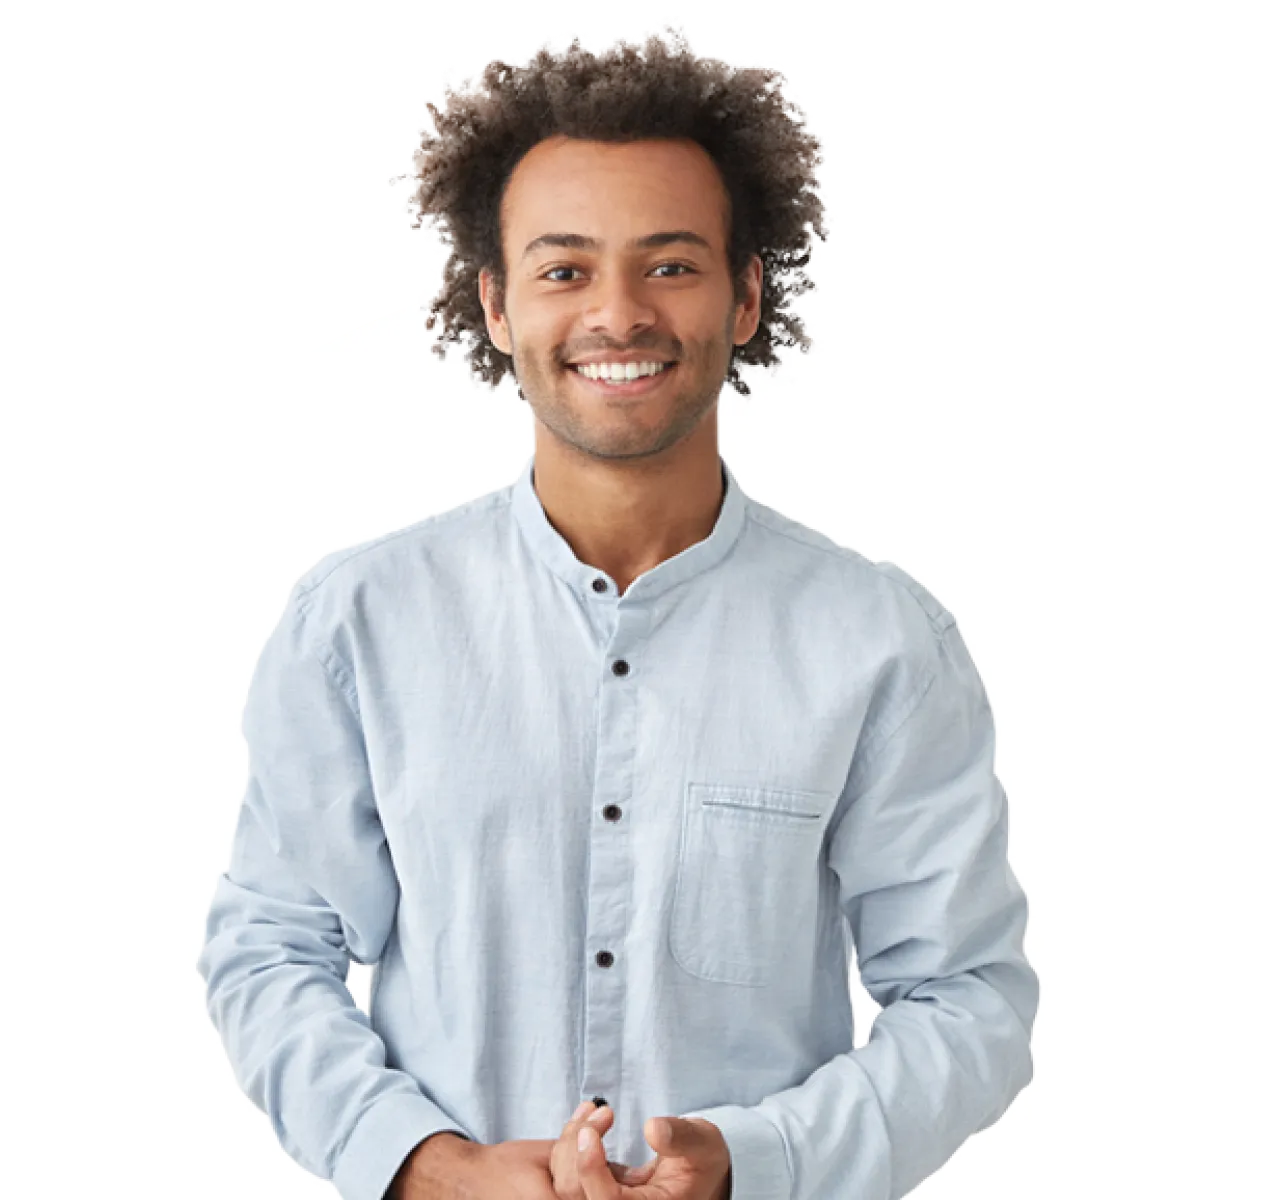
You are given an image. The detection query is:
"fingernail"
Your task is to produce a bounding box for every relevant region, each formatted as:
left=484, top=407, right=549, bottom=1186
left=578, top=1127, right=593, bottom=1152
left=572, top=1101, right=589, bottom=1120
left=587, top=1108, right=607, bottom=1125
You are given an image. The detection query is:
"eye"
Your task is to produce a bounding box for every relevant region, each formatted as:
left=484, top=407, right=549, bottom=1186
left=539, top=262, right=697, bottom=283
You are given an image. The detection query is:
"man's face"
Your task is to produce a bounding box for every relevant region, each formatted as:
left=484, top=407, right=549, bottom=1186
left=479, top=135, right=762, bottom=463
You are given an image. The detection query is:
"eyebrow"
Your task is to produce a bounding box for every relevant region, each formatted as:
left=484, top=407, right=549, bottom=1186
left=520, top=230, right=712, bottom=261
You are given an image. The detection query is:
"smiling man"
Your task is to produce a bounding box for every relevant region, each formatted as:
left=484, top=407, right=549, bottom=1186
left=478, top=133, right=762, bottom=599
left=196, top=30, right=1038, bottom=1200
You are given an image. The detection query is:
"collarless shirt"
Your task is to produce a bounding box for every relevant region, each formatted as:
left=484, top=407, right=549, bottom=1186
left=196, top=453, right=1038, bottom=1200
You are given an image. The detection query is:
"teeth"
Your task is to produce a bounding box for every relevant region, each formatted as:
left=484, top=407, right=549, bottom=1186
left=575, top=361, right=670, bottom=381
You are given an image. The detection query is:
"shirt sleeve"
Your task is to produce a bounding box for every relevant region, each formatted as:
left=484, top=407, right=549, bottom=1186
left=679, top=614, right=1039, bottom=1200
left=195, top=583, right=472, bottom=1200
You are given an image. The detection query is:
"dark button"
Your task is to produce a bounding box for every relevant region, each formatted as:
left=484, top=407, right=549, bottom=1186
left=592, top=1095, right=607, bottom=1108
left=611, top=659, right=629, bottom=676
left=602, top=804, right=622, bottom=822
left=592, top=578, right=608, bottom=592
left=595, top=950, right=614, bottom=968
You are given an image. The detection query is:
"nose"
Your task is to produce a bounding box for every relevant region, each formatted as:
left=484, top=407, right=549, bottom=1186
left=581, top=266, right=657, bottom=340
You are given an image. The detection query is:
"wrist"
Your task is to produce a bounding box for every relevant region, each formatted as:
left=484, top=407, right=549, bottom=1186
left=388, top=1132, right=476, bottom=1199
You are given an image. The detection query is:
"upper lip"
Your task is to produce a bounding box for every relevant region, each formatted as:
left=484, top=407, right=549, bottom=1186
left=568, top=353, right=676, bottom=366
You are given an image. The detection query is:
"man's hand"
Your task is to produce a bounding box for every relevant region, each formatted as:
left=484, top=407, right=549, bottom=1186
left=389, top=1106, right=731, bottom=1199
left=554, top=1102, right=732, bottom=1200
left=550, top=1101, right=658, bottom=1198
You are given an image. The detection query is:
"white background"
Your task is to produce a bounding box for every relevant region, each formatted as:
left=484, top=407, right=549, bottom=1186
left=2, top=32, right=1272, bottom=1196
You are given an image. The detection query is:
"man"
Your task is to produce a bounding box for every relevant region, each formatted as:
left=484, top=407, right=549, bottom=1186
left=197, top=31, right=1038, bottom=1200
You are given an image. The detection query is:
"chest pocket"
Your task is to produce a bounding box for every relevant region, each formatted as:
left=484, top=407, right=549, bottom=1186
left=670, top=782, right=831, bottom=986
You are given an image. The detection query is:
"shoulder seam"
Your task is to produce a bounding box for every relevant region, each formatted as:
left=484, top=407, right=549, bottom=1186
left=745, top=506, right=956, bottom=636
left=293, top=489, right=513, bottom=601
left=744, top=504, right=868, bottom=568
left=869, top=563, right=958, bottom=636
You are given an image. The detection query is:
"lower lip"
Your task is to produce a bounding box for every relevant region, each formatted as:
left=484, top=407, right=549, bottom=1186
left=567, top=363, right=678, bottom=396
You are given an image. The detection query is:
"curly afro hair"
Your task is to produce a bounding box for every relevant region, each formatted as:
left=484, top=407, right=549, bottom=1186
left=399, top=28, right=827, bottom=397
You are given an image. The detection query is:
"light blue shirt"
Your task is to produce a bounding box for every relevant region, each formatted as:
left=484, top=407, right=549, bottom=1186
left=196, top=454, right=1038, bottom=1200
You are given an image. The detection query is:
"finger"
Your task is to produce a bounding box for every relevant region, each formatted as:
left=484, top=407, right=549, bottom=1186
left=564, top=1101, right=614, bottom=1136
left=564, top=1100, right=591, bottom=1131
left=576, top=1123, right=621, bottom=1199
left=576, top=1105, right=614, bottom=1142
left=611, top=1158, right=658, bottom=1186
left=552, top=1103, right=615, bottom=1197
left=557, top=1102, right=613, bottom=1167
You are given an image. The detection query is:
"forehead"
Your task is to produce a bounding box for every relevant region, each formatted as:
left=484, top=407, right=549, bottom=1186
left=500, top=135, right=728, bottom=251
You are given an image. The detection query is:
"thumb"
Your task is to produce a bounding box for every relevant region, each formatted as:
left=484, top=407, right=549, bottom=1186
left=644, top=1115, right=708, bottom=1157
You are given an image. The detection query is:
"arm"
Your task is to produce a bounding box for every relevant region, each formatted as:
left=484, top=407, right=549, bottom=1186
left=680, top=611, right=1039, bottom=1200
left=387, top=1131, right=476, bottom=1200
left=195, top=582, right=471, bottom=1200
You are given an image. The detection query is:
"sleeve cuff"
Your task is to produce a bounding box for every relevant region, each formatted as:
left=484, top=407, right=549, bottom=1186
left=332, top=1091, right=472, bottom=1200
left=678, top=1103, right=791, bottom=1200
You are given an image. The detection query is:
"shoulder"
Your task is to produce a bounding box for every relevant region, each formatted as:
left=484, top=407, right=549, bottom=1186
left=743, top=494, right=958, bottom=644
left=282, top=481, right=513, bottom=632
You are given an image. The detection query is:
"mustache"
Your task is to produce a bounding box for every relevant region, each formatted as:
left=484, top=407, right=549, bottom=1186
left=559, top=344, right=682, bottom=364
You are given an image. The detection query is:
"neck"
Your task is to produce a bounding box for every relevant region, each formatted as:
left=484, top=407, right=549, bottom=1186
left=530, top=434, right=725, bottom=595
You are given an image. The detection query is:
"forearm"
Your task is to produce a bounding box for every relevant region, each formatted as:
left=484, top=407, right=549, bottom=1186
left=388, top=1132, right=477, bottom=1200
left=196, top=778, right=475, bottom=1200
left=681, top=961, right=1035, bottom=1200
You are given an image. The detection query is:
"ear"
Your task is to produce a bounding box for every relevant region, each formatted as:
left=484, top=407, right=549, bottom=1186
left=478, top=266, right=513, bottom=356
left=732, top=254, right=764, bottom=347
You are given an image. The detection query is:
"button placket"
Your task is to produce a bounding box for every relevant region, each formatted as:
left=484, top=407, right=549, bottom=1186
left=592, top=658, right=629, bottom=966
left=579, top=603, right=648, bottom=1116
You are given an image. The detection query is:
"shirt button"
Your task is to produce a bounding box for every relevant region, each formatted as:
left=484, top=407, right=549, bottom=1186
left=602, top=804, right=622, bottom=822
left=592, top=578, right=608, bottom=592
left=595, top=950, right=614, bottom=968
left=612, top=659, right=629, bottom=676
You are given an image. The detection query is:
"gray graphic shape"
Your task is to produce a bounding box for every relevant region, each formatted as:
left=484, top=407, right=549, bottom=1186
left=0, top=643, right=46, bottom=783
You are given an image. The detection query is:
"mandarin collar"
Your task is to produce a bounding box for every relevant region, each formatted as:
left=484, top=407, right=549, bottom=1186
left=510, top=453, right=748, bottom=603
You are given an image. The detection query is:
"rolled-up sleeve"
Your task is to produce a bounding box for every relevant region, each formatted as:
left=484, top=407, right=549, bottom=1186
left=681, top=613, right=1039, bottom=1200
left=195, top=583, right=470, bottom=1200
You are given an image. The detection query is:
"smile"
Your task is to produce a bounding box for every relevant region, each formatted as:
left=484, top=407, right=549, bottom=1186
left=566, top=361, right=679, bottom=396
